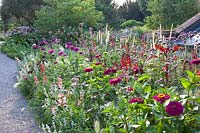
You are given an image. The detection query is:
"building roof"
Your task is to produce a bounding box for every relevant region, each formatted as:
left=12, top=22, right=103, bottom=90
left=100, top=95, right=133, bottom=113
left=174, top=12, right=200, bottom=33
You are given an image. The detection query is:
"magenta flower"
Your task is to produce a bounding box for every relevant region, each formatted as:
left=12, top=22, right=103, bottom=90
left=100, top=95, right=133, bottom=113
left=109, top=77, right=122, bottom=86
left=84, top=67, right=93, bottom=73
left=153, top=94, right=170, bottom=104
left=104, top=68, right=117, bottom=75
left=48, top=49, right=55, bottom=54
left=166, top=102, right=184, bottom=116
left=72, top=47, right=80, bottom=52
left=129, top=98, right=144, bottom=104
left=190, top=59, right=200, bottom=65
left=58, top=51, right=64, bottom=56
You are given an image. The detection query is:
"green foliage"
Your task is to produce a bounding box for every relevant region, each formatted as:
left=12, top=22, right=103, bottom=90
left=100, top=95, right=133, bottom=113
left=145, top=0, right=200, bottom=29
left=0, top=34, right=35, bottom=59
left=34, top=0, right=103, bottom=32
left=0, top=0, right=44, bottom=30
left=120, top=19, right=143, bottom=28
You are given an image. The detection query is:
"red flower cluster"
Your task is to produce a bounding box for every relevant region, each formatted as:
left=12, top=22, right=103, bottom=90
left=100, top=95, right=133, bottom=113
left=109, top=77, right=122, bottom=86
left=84, top=67, right=93, bottom=73
left=129, top=98, right=144, bottom=104
left=120, top=54, right=132, bottom=70
left=166, top=101, right=184, bottom=116
left=153, top=94, right=170, bottom=104
left=155, top=44, right=169, bottom=53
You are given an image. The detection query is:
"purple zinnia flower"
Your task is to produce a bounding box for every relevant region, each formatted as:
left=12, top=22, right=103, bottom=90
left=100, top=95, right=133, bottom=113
left=32, top=45, right=39, bottom=49
left=40, top=47, right=46, bottom=51
left=153, top=94, right=170, bottom=104
left=48, top=49, right=55, bottom=54
left=166, top=102, right=184, bottom=116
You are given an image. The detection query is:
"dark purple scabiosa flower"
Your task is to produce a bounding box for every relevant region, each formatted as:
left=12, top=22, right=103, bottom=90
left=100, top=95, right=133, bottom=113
left=129, top=98, right=144, bottom=104
left=48, top=49, right=55, bottom=54
left=51, top=37, right=60, bottom=44
left=84, top=67, right=93, bottom=73
left=104, top=68, right=117, bottom=75
left=153, top=94, right=170, bottom=104
left=40, top=47, right=46, bottom=51
left=190, top=59, right=200, bottom=65
left=166, top=101, right=184, bottom=116
left=79, top=51, right=84, bottom=55
left=72, top=47, right=80, bottom=52
left=109, top=77, right=122, bottom=86
left=58, top=51, right=64, bottom=56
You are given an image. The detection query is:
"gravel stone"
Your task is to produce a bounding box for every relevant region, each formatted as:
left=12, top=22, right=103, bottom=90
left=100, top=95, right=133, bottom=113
left=0, top=52, right=42, bottom=133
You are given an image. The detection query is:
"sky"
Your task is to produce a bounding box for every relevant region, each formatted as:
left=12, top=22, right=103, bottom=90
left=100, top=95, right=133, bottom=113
left=114, top=0, right=133, bottom=5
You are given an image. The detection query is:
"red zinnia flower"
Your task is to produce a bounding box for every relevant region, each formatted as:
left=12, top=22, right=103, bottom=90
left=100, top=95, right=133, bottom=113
left=153, top=94, right=170, bottom=104
left=84, top=67, right=93, bottom=73
left=166, top=101, right=184, bottom=116
left=109, top=77, right=122, bottom=86
left=127, top=87, right=134, bottom=92
left=129, top=98, right=144, bottom=104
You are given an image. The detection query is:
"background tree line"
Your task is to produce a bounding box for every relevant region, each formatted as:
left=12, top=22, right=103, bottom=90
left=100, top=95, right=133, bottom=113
left=0, top=0, right=200, bottom=31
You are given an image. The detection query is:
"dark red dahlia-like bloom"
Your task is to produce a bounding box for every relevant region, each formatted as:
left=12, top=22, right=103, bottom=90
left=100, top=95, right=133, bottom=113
left=153, top=94, right=170, bottom=104
left=109, top=77, right=122, bottom=86
left=95, top=62, right=101, bottom=65
left=104, top=68, right=117, bottom=75
left=129, top=98, right=144, bottom=104
left=190, top=59, right=200, bottom=65
left=95, top=54, right=101, bottom=59
left=166, top=101, right=184, bottom=116
left=84, top=67, right=93, bottom=73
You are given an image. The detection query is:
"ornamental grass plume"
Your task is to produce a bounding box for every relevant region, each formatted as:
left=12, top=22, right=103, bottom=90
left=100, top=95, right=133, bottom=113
left=129, top=98, right=144, bottom=104
left=153, top=94, right=170, bottom=104
left=109, top=77, right=122, bottom=86
left=166, top=101, right=184, bottom=116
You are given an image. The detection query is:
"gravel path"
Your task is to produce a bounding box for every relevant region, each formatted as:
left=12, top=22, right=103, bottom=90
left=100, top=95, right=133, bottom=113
left=0, top=52, right=42, bottom=133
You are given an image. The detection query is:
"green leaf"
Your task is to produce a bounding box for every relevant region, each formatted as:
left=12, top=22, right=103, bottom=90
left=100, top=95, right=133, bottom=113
left=137, top=74, right=151, bottom=82
left=180, top=78, right=191, bottom=90
left=185, top=70, right=194, bottom=82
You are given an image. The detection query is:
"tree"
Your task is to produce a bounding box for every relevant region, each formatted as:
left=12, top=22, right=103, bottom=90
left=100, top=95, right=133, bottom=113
left=34, top=0, right=103, bottom=32
left=0, top=0, right=44, bottom=30
left=145, top=0, right=200, bottom=29
left=95, top=0, right=122, bottom=28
